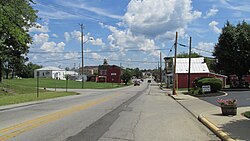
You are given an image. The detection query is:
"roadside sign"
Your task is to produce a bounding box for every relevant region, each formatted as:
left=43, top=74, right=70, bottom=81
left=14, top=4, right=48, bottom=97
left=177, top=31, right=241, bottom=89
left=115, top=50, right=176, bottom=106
left=202, top=85, right=211, bottom=92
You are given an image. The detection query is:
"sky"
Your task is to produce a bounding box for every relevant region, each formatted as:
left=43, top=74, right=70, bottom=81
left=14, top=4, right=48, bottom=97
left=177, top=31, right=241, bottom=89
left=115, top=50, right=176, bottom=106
left=28, top=0, right=250, bottom=69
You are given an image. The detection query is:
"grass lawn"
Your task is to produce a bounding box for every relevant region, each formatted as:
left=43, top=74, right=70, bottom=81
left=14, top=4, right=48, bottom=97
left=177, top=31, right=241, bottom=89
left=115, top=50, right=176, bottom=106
left=244, top=111, right=250, bottom=119
left=0, top=91, right=75, bottom=106
left=0, top=78, right=128, bottom=106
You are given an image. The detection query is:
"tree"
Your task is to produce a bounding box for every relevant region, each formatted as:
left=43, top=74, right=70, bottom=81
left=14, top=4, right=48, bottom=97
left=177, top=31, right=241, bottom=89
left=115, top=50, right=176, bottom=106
left=121, top=69, right=132, bottom=85
left=0, top=0, right=38, bottom=82
left=214, top=21, right=250, bottom=86
left=177, top=52, right=201, bottom=58
left=16, top=62, right=42, bottom=78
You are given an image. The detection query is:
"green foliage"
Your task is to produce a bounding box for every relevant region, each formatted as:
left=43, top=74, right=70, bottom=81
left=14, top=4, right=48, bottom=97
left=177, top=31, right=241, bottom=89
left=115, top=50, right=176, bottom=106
left=244, top=111, right=250, bottom=119
left=189, top=87, right=203, bottom=95
left=121, top=69, right=132, bottom=85
left=0, top=91, right=76, bottom=106
left=177, top=52, right=201, bottom=58
left=194, top=77, right=222, bottom=93
left=0, top=0, right=38, bottom=82
left=214, top=21, right=250, bottom=85
left=16, top=62, right=42, bottom=78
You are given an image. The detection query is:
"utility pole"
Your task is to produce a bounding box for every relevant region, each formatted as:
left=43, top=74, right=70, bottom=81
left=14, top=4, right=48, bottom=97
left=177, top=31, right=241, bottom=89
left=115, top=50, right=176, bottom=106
left=160, top=52, right=162, bottom=86
left=80, top=24, right=84, bottom=89
left=173, top=32, right=178, bottom=95
left=188, top=37, right=192, bottom=92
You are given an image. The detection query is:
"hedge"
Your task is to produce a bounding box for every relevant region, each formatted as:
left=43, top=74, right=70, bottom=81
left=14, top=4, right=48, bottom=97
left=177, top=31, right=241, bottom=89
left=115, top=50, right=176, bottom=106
left=195, top=77, right=222, bottom=93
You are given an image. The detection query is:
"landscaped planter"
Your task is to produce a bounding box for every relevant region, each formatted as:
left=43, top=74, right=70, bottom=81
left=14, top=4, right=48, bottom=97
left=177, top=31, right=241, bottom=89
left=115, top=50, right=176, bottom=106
left=221, top=105, right=237, bottom=116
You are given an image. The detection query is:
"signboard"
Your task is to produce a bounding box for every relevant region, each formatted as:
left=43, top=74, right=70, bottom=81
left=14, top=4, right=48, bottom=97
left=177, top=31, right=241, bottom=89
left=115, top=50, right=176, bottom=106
left=111, top=73, right=116, bottom=76
left=202, top=85, right=211, bottom=92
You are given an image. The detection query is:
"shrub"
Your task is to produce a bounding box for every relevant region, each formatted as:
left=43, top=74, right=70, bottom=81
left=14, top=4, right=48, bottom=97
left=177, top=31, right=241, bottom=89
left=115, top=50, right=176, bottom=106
left=195, top=77, right=222, bottom=93
left=189, top=87, right=203, bottom=95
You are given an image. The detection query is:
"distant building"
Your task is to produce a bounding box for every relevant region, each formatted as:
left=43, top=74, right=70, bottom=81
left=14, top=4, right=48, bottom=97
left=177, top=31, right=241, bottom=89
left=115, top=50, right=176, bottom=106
left=97, top=59, right=121, bottom=83
left=79, top=66, right=98, bottom=76
left=34, top=67, right=78, bottom=80
left=165, top=57, right=227, bottom=88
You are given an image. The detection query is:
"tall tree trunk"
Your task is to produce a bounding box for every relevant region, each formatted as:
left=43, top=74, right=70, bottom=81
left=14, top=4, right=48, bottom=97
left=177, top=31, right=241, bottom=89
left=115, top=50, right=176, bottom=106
left=237, top=74, right=243, bottom=88
left=0, top=59, right=2, bottom=83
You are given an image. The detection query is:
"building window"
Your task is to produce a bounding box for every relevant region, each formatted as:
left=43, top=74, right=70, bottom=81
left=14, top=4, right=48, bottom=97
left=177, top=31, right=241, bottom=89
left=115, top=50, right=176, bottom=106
left=100, top=70, right=107, bottom=75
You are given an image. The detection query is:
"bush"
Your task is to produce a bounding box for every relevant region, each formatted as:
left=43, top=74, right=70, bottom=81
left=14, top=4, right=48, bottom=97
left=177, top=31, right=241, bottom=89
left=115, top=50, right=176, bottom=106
left=195, top=77, right=222, bottom=93
left=189, top=87, right=203, bottom=95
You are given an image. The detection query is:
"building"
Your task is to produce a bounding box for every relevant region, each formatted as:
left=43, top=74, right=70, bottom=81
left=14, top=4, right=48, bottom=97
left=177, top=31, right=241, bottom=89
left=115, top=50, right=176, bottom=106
left=165, top=57, right=227, bottom=88
left=97, top=59, right=121, bottom=83
left=79, top=66, right=98, bottom=76
left=34, top=67, right=78, bottom=80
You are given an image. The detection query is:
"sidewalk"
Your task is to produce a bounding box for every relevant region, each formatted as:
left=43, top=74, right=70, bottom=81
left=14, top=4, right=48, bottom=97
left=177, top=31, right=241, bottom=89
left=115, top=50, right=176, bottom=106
left=164, top=89, right=250, bottom=141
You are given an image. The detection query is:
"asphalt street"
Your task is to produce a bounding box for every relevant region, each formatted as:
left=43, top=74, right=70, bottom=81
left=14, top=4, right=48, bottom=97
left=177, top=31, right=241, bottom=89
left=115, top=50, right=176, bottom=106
left=0, top=81, right=219, bottom=141
left=199, top=91, right=250, bottom=107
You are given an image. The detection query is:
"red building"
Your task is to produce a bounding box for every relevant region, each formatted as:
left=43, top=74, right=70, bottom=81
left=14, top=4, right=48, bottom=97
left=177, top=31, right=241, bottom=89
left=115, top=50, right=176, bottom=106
left=165, top=57, right=227, bottom=88
left=97, top=61, right=121, bottom=83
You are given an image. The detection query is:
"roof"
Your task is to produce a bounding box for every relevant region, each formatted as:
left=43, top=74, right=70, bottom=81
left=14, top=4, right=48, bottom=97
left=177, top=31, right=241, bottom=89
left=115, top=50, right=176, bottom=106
left=175, top=57, right=209, bottom=73
left=35, top=67, right=64, bottom=71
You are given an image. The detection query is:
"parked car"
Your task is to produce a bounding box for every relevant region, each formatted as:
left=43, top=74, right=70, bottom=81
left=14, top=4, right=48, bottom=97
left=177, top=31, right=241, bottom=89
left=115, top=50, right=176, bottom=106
left=147, top=79, right=151, bottom=83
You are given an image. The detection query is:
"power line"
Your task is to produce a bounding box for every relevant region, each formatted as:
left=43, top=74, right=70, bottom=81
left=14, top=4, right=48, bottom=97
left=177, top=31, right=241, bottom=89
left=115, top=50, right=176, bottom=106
left=28, top=48, right=171, bottom=54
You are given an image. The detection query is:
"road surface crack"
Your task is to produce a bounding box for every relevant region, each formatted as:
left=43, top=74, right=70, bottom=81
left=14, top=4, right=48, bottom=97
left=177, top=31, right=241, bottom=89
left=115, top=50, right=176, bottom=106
left=132, top=112, right=142, bottom=141
left=102, top=136, right=133, bottom=141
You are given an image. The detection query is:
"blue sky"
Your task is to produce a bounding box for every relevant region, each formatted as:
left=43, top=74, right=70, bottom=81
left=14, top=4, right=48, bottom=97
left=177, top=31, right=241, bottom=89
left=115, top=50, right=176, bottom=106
left=28, top=0, right=250, bottom=69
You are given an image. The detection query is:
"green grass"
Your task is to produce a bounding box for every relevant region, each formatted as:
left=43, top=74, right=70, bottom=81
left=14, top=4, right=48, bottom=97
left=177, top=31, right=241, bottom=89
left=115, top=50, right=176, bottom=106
left=0, top=91, right=75, bottom=106
left=0, top=78, right=128, bottom=106
left=244, top=111, right=250, bottom=119
left=1, top=78, right=126, bottom=90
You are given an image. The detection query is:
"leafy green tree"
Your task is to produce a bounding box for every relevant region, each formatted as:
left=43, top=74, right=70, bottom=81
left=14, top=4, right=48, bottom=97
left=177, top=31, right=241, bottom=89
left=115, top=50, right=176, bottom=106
left=16, top=62, right=42, bottom=78
left=177, top=52, right=201, bottom=58
left=213, top=21, right=250, bottom=86
left=121, top=69, right=132, bottom=85
left=0, top=0, right=38, bottom=82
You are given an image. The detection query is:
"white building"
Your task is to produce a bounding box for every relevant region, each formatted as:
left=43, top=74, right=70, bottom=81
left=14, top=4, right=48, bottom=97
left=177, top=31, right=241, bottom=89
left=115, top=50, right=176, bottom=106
left=34, top=67, right=78, bottom=80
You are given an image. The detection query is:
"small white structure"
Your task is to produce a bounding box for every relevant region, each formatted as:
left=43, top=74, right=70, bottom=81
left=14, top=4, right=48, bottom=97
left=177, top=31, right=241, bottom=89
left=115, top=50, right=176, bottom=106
left=34, top=67, right=78, bottom=80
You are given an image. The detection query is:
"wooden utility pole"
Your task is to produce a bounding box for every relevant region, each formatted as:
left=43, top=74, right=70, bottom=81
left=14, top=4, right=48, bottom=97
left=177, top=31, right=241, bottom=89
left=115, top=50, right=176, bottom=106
left=188, top=37, right=192, bottom=92
left=160, top=52, right=162, bottom=85
left=80, top=24, right=84, bottom=88
left=173, top=32, right=178, bottom=95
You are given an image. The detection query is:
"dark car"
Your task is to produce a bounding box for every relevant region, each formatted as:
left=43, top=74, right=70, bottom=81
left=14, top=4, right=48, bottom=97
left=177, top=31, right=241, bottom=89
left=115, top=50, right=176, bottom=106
left=134, top=80, right=140, bottom=86
left=147, top=80, right=151, bottom=83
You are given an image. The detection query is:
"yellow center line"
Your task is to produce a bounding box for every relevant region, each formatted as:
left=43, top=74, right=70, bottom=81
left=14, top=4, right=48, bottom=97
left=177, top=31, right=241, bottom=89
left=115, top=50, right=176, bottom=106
left=0, top=94, right=117, bottom=141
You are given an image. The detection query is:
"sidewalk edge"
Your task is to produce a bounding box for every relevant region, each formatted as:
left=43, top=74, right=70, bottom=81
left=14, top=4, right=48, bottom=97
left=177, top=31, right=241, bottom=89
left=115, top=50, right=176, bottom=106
left=198, top=114, right=235, bottom=141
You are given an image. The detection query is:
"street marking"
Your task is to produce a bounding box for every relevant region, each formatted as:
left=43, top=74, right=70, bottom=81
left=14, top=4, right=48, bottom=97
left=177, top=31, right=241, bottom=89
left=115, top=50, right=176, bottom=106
left=0, top=94, right=117, bottom=141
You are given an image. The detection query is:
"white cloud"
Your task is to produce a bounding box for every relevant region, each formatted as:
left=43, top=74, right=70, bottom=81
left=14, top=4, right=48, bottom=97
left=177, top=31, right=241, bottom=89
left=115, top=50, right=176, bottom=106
left=71, top=30, right=81, bottom=41
left=103, top=0, right=201, bottom=59
left=91, top=53, right=102, bottom=60
left=31, top=33, right=49, bottom=46
left=194, top=42, right=214, bottom=55
left=209, top=21, right=222, bottom=34
left=123, top=0, right=201, bottom=38
left=59, top=1, right=122, bottom=20
left=204, top=8, right=219, bottom=18
left=38, top=10, right=78, bottom=20
left=40, top=42, right=65, bottom=52
left=90, top=38, right=105, bottom=47
left=64, top=52, right=79, bottom=59
left=29, top=23, right=49, bottom=33
left=52, top=34, right=58, bottom=38
left=64, top=32, right=71, bottom=42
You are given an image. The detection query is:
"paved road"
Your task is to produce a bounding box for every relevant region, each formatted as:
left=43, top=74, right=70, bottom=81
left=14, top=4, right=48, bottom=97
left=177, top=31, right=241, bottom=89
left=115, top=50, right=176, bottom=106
left=0, top=81, right=218, bottom=141
left=200, top=91, right=250, bottom=107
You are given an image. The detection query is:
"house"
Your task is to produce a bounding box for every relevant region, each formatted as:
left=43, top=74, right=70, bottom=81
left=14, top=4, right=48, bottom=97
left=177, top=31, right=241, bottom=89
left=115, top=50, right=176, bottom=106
left=164, top=57, right=227, bottom=88
left=34, top=67, right=78, bottom=80
left=97, top=59, right=121, bottom=83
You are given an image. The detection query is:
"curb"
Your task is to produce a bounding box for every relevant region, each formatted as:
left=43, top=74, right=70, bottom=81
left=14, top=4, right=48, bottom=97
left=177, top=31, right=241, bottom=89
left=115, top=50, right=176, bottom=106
left=198, top=114, right=235, bottom=141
